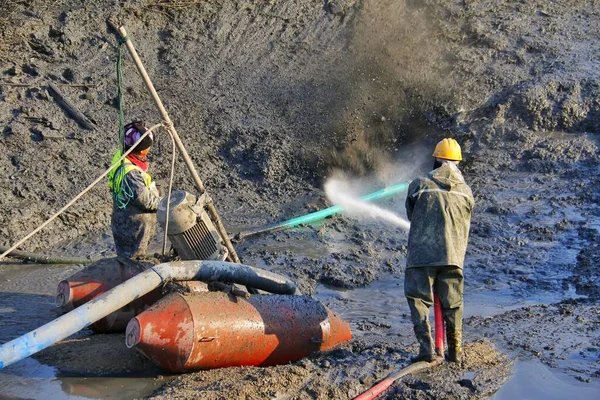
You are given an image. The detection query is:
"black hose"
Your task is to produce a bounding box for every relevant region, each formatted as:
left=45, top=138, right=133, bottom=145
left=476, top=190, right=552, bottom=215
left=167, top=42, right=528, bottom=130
left=157, top=260, right=300, bottom=295
left=0, top=245, right=97, bottom=265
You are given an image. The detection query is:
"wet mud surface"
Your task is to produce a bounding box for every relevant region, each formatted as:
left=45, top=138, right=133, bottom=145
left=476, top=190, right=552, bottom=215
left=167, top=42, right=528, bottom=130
left=1, top=0, right=600, bottom=399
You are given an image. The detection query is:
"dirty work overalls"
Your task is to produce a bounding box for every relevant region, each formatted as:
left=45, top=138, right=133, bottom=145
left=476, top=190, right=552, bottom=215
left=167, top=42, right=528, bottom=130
left=404, top=162, right=474, bottom=360
left=108, top=152, right=160, bottom=258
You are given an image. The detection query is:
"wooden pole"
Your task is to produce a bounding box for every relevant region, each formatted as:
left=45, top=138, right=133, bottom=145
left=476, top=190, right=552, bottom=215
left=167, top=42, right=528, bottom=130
left=116, top=26, right=240, bottom=263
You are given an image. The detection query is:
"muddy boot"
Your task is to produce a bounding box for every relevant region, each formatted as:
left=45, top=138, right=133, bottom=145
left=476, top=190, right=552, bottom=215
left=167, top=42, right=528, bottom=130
left=411, top=332, right=436, bottom=363
left=447, top=331, right=463, bottom=363
left=447, top=342, right=463, bottom=363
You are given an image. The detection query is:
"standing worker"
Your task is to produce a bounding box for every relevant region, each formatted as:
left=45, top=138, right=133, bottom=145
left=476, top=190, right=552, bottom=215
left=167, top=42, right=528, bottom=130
left=108, top=121, right=161, bottom=258
left=404, top=138, right=474, bottom=363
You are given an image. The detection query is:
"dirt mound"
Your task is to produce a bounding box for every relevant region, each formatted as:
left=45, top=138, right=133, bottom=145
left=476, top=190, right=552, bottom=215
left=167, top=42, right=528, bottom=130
left=508, top=79, right=600, bottom=133
left=385, top=341, right=511, bottom=399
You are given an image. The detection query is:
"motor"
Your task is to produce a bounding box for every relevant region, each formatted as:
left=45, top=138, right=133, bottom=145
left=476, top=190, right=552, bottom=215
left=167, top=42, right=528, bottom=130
left=158, top=190, right=228, bottom=261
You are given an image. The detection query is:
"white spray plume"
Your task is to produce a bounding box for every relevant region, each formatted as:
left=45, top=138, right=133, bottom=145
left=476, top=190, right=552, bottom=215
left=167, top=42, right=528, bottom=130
left=324, top=178, right=411, bottom=230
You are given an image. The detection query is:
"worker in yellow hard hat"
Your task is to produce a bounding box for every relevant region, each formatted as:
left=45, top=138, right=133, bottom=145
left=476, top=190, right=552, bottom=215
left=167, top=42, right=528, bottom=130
left=404, top=138, right=474, bottom=363
left=108, top=121, right=161, bottom=258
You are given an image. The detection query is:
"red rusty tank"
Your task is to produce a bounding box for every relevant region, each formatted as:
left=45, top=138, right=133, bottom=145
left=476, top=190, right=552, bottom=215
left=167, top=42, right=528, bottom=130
left=56, top=257, right=208, bottom=333
left=126, top=292, right=352, bottom=372
left=57, top=257, right=151, bottom=309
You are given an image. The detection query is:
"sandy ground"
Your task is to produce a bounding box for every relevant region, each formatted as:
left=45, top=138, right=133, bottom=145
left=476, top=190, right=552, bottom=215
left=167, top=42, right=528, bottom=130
left=1, top=0, right=599, bottom=399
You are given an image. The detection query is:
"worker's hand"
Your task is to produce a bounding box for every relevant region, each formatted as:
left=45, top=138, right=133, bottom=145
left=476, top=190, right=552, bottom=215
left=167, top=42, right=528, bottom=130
left=149, top=181, right=160, bottom=197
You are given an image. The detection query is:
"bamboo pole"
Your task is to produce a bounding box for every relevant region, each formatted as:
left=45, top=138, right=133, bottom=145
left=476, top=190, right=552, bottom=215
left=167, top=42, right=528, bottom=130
left=116, top=26, right=240, bottom=263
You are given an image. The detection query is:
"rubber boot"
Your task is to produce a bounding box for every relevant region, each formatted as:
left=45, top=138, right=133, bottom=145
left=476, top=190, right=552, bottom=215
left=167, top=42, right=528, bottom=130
left=411, top=331, right=435, bottom=363
left=447, top=330, right=463, bottom=363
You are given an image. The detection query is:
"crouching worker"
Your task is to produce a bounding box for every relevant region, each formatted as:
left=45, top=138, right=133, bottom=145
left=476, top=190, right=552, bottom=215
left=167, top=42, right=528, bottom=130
left=404, top=138, right=474, bottom=363
left=108, top=121, right=161, bottom=259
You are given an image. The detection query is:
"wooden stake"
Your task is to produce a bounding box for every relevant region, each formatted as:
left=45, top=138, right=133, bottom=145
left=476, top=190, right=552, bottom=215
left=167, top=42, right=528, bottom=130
left=116, top=26, right=241, bottom=263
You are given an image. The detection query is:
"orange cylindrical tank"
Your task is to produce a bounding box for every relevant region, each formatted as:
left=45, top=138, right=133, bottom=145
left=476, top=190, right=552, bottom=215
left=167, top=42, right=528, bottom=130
left=56, top=257, right=161, bottom=333
left=126, top=292, right=352, bottom=372
left=57, top=257, right=153, bottom=309
left=56, top=257, right=208, bottom=333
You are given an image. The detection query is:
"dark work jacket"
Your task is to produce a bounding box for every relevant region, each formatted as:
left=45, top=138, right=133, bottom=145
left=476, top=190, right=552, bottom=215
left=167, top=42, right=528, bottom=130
left=111, top=167, right=160, bottom=258
left=405, top=162, right=474, bottom=269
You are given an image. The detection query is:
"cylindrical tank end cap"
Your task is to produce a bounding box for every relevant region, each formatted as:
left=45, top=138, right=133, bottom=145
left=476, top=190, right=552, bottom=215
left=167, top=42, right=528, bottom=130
left=125, top=318, right=141, bottom=348
left=56, top=280, right=72, bottom=307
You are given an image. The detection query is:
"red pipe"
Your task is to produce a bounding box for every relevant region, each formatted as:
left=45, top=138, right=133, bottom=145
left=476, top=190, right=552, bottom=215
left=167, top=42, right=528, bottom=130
left=353, top=378, right=395, bottom=400
left=353, top=359, right=442, bottom=400
left=353, top=293, right=446, bottom=400
left=434, top=292, right=444, bottom=357
left=353, top=377, right=396, bottom=400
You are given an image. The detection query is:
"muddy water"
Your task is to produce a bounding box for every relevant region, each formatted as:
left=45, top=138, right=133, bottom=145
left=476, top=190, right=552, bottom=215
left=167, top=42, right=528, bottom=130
left=0, top=357, right=161, bottom=400
left=0, top=228, right=168, bottom=400
left=0, top=261, right=163, bottom=400
left=0, top=222, right=595, bottom=399
left=493, top=360, right=600, bottom=400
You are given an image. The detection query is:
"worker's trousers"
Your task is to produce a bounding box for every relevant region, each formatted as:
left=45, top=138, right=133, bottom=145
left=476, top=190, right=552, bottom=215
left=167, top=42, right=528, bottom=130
left=404, top=265, right=464, bottom=350
left=111, top=205, right=157, bottom=259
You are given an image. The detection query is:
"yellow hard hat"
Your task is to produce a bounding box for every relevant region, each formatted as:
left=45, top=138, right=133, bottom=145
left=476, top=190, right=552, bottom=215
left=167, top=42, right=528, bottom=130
left=432, top=138, right=462, bottom=161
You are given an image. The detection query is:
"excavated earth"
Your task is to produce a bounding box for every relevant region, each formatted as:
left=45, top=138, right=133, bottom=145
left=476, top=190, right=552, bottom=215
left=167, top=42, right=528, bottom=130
left=1, top=1, right=599, bottom=399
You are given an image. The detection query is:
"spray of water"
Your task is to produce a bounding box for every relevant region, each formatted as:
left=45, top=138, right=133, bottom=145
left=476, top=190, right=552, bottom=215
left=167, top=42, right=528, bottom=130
left=324, top=178, right=411, bottom=230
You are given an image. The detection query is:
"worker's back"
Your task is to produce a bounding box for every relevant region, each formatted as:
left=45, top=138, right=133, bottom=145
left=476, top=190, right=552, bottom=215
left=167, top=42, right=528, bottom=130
left=405, top=161, right=474, bottom=269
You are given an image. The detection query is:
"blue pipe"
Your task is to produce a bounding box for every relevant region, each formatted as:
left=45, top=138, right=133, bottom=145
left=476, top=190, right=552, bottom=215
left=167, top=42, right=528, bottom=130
left=0, top=260, right=297, bottom=369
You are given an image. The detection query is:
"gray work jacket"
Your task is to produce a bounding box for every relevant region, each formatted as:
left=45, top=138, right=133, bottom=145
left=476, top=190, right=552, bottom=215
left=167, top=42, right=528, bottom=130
left=111, top=168, right=160, bottom=258
left=405, top=162, right=474, bottom=269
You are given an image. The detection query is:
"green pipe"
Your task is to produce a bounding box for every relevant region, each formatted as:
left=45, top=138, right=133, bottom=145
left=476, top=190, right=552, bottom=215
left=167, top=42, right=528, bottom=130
left=0, top=245, right=97, bottom=265
left=234, top=181, right=410, bottom=241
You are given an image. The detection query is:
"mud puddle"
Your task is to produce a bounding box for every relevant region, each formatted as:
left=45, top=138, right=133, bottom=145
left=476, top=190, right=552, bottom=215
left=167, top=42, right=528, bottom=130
left=493, top=359, right=600, bottom=400
left=464, top=285, right=584, bottom=318
left=316, top=278, right=597, bottom=399
left=0, top=357, right=162, bottom=400
left=0, top=260, right=166, bottom=400
left=317, top=276, right=582, bottom=326
left=315, top=278, right=412, bottom=338
left=0, top=219, right=596, bottom=399
left=0, top=267, right=587, bottom=400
